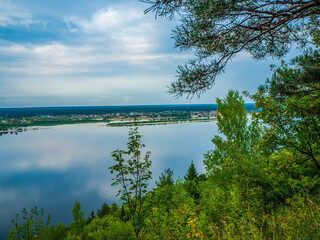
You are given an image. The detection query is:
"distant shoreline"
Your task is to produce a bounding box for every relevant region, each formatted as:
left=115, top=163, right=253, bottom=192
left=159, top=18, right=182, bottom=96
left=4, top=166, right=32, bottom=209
left=0, top=118, right=217, bottom=134
left=0, top=103, right=257, bottom=118
left=106, top=118, right=217, bottom=127
left=0, top=126, right=51, bottom=135
left=0, top=103, right=258, bottom=132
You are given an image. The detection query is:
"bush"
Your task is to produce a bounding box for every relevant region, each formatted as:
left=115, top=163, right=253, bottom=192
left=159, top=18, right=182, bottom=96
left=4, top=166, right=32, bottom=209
left=84, top=215, right=135, bottom=240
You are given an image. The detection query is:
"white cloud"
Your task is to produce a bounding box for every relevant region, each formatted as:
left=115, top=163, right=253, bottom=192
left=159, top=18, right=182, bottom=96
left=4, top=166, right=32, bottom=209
left=66, top=6, right=156, bottom=53
left=0, top=3, right=194, bottom=106
left=232, top=52, right=252, bottom=62
left=0, top=0, right=36, bottom=27
left=0, top=73, right=173, bottom=98
left=4, top=136, right=104, bottom=171
left=0, top=43, right=94, bottom=74
left=0, top=42, right=188, bottom=75
left=0, top=35, right=191, bottom=104
left=66, top=7, right=140, bottom=32
left=68, top=7, right=142, bottom=32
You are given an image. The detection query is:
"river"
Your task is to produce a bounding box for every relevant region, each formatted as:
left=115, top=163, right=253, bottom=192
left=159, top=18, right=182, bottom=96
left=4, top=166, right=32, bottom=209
left=0, top=121, right=218, bottom=238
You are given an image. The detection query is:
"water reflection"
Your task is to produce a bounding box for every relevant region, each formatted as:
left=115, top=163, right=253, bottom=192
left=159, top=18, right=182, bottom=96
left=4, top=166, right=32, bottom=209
left=0, top=129, right=25, bottom=136
left=0, top=122, right=218, bottom=238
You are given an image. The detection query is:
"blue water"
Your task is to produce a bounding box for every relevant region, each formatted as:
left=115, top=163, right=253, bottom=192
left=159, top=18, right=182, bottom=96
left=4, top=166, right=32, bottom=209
left=0, top=121, right=218, bottom=239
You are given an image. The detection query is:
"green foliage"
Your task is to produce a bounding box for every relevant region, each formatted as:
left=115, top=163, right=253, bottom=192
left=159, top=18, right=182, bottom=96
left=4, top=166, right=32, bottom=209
left=184, top=161, right=200, bottom=201
left=265, top=150, right=320, bottom=200
left=110, top=203, right=118, bottom=214
left=147, top=185, right=175, bottom=212
left=84, top=215, right=135, bottom=240
left=70, top=201, right=85, bottom=237
left=144, top=178, right=194, bottom=216
left=252, top=37, right=320, bottom=170
left=143, top=203, right=204, bottom=240
left=143, top=0, right=320, bottom=97
left=109, top=126, right=152, bottom=236
left=204, top=90, right=261, bottom=176
left=205, top=194, right=320, bottom=239
left=143, top=181, right=203, bottom=239
left=198, top=181, right=230, bottom=225
left=203, top=85, right=319, bottom=209
left=7, top=207, right=50, bottom=240
left=87, top=210, right=95, bottom=224
left=97, top=203, right=110, bottom=218
left=119, top=205, right=129, bottom=222
left=38, top=222, right=68, bottom=240
left=184, top=160, right=198, bottom=182
left=155, top=168, right=174, bottom=188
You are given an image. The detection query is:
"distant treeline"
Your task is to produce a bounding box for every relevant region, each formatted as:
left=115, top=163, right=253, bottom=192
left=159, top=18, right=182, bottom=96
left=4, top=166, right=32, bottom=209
left=0, top=104, right=257, bottom=118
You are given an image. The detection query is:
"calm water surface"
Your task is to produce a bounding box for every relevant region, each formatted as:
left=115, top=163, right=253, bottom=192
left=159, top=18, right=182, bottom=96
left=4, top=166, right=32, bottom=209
left=0, top=122, right=218, bottom=238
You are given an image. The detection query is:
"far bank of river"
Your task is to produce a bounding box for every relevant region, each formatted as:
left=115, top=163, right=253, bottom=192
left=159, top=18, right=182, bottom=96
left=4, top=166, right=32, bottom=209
left=0, top=117, right=217, bottom=133
left=106, top=117, right=217, bottom=127
left=0, top=127, right=49, bottom=136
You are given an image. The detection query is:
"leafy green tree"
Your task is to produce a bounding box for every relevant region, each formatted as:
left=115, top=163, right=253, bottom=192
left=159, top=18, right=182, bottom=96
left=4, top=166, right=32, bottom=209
left=7, top=207, right=50, bottom=240
left=156, top=168, right=174, bottom=188
left=204, top=90, right=261, bottom=175
left=142, top=0, right=320, bottom=97
left=70, top=200, right=85, bottom=237
left=109, top=126, right=152, bottom=237
left=251, top=33, right=320, bottom=170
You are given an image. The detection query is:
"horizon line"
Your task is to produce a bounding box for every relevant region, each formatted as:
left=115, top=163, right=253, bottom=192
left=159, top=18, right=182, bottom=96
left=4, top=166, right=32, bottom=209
left=0, top=103, right=255, bottom=110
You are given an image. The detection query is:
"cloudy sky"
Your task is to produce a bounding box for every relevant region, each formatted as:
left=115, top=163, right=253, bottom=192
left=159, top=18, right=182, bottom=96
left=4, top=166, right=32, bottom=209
left=0, top=0, right=299, bottom=108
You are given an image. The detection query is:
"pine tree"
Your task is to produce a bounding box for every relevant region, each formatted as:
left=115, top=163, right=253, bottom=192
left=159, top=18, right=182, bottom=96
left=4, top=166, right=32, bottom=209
left=184, top=161, right=200, bottom=201
left=143, top=0, right=320, bottom=97
left=97, top=203, right=110, bottom=218
left=184, top=160, right=198, bottom=182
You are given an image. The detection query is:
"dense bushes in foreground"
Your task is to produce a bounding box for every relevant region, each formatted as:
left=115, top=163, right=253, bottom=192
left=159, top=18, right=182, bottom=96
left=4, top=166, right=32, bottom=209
left=8, top=177, right=320, bottom=239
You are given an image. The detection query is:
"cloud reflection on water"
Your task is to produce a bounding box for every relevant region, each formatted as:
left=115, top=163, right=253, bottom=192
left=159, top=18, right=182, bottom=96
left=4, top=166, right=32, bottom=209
left=0, top=122, right=217, bottom=237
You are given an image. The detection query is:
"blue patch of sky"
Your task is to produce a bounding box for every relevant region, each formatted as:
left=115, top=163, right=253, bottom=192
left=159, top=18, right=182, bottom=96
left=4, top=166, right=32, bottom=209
left=0, top=24, right=63, bottom=44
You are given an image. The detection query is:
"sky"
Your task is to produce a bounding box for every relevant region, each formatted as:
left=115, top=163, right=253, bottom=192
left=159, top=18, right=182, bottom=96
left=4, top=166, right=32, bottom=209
left=0, top=0, right=301, bottom=108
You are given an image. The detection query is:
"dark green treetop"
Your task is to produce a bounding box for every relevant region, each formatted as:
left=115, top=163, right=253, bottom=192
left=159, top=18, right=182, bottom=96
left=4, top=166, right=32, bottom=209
left=184, top=160, right=198, bottom=182
left=97, top=203, right=110, bottom=218
left=142, top=0, right=320, bottom=97
left=156, top=168, right=174, bottom=188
